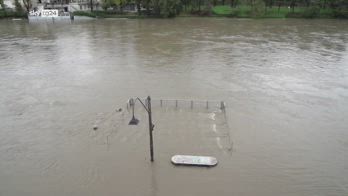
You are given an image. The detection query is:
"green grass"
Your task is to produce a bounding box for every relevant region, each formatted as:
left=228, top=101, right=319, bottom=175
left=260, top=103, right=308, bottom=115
left=212, top=5, right=233, bottom=15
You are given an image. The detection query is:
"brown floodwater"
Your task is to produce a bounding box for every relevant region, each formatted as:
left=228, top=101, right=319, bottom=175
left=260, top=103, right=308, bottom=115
left=0, top=18, right=347, bottom=196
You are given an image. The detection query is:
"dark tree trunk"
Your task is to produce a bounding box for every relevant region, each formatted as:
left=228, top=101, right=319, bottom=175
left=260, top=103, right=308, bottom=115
left=290, top=0, right=295, bottom=13
left=22, top=0, right=32, bottom=12
left=278, top=2, right=280, bottom=14
left=198, top=0, right=201, bottom=12
left=305, top=0, right=310, bottom=7
left=146, top=0, right=150, bottom=15
left=323, top=0, right=326, bottom=8
left=136, top=0, right=141, bottom=15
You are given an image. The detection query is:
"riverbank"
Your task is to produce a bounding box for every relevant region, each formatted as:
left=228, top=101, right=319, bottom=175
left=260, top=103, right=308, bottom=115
left=72, top=6, right=347, bottom=19
left=1, top=5, right=347, bottom=20
left=0, top=10, right=26, bottom=19
left=73, top=11, right=144, bottom=19
left=211, top=5, right=344, bottom=18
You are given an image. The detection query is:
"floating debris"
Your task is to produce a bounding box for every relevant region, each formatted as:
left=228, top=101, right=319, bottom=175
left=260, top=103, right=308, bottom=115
left=171, top=155, right=218, bottom=167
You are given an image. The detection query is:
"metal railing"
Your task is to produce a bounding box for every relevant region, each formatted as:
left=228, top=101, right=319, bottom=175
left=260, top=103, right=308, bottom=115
left=127, top=98, right=226, bottom=112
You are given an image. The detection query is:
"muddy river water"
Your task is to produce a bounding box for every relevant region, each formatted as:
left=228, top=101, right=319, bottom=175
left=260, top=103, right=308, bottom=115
left=0, top=18, right=347, bottom=196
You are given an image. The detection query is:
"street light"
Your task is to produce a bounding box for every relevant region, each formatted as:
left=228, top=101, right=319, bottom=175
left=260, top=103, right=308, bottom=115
left=128, top=98, right=139, bottom=125
left=128, top=96, right=155, bottom=162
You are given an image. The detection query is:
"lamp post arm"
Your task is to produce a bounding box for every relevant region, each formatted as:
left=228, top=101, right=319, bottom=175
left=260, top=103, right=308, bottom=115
left=135, top=97, right=150, bottom=113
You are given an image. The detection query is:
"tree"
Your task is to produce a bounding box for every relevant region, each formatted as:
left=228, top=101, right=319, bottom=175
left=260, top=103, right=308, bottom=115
left=15, top=0, right=24, bottom=13
left=290, top=0, right=295, bottom=13
left=115, top=0, right=127, bottom=12
left=230, top=0, right=236, bottom=7
left=136, top=0, right=141, bottom=15
left=155, top=0, right=180, bottom=17
left=102, top=0, right=114, bottom=10
left=330, top=0, right=348, bottom=18
left=0, top=0, right=5, bottom=10
left=22, top=0, right=32, bottom=12
left=251, top=0, right=265, bottom=16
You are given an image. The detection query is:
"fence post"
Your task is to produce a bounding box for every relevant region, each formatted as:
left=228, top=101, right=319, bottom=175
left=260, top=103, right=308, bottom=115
left=220, top=101, right=225, bottom=111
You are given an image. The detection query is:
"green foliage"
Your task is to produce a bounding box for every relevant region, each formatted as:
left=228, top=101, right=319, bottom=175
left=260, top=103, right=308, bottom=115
left=101, top=0, right=111, bottom=10
left=73, top=10, right=144, bottom=18
left=201, top=6, right=213, bottom=16
left=212, top=5, right=233, bottom=15
left=0, top=9, right=5, bottom=17
left=331, top=0, right=348, bottom=18
left=263, top=7, right=289, bottom=18
left=74, top=11, right=97, bottom=17
left=251, top=0, right=265, bottom=17
left=73, top=0, right=347, bottom=18
left=234, top=5, right=252, bottom=17
left=302, top=6, right=320, bottom=18
left=332, top=8, right=348, bottom=18
left=0, top=10, right=27, bottom=18
left=157, top=0, right=181, bottom=17
left=209, top=4, right=344, bottom=19
left=102, top=0, right=128, bottom=10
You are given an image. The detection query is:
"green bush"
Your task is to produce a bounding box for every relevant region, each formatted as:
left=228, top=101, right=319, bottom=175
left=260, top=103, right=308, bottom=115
left=73, top=11, right=97, bottom=17
left=302, top=6, right=320, bottom=18
left=286, top=12, right=302, bottom=18
left=229, top=9, right=239, bottom=17
left=0, top=10, right=26, bottom=18
left=332, top=8, right=348, bottom=18
left=212, top=5, right=233, bottom=15
left=73, top=11, right=144, bottom=18
left=157, top=0, right=181, bottom=17
left=251, top=0, right=265, bottom=17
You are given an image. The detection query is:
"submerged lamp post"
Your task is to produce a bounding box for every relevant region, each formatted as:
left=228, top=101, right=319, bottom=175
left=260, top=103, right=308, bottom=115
left=128, top=96, right=155, bottom=162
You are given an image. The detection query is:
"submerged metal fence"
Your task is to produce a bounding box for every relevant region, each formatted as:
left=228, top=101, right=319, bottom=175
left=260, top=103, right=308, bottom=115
left=93, top=97, right=232, bottom=154
left=127, top=98, right=226, bottom=112
left=125, top=97, right=233, bottom=153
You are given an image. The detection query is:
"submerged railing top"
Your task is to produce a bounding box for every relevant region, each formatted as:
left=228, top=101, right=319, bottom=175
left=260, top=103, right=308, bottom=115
left=127, top=98, right=226, bottom=112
